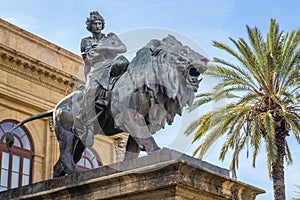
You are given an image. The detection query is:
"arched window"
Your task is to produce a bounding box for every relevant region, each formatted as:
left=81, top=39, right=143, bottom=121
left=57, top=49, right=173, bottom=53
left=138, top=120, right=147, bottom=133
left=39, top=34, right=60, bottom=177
left=0, top=120, right=33, bottom=192
left=76, top=148, right=101, bottom=171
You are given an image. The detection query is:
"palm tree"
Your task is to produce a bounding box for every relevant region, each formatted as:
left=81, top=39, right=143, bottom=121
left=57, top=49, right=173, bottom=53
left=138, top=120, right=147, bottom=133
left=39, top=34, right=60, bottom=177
left=185, top=19, right=300, bottom=200
left=294, top=185, right=300, bottom=200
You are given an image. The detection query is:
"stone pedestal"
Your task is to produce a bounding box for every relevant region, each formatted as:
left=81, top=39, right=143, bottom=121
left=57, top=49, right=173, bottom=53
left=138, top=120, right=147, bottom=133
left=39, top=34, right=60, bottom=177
left=0, top=148, right=264, bottom=200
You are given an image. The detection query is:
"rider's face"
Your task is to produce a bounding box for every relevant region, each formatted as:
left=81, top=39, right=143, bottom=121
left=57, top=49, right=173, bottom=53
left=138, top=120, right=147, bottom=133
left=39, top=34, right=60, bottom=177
left=90, top=20, right=103, bottom=34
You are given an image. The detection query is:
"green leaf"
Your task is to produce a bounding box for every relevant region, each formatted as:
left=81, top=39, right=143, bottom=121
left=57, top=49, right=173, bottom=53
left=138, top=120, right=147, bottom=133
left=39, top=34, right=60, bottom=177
left=185, top=19, right=300, bottom=183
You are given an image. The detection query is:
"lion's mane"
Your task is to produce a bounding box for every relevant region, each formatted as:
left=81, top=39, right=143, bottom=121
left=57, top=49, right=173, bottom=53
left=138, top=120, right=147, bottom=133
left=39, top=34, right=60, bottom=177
left=111, top=35, right=205, bottom=134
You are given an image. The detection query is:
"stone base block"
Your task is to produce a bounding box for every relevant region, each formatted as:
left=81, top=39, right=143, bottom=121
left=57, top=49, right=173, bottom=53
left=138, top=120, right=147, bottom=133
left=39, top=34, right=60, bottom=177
left=0, top=148, right=264, bottom=200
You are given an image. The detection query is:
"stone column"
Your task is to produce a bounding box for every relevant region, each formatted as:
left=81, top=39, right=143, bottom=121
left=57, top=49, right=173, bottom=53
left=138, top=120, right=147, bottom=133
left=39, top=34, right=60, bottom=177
left=114, top=136, right=127, bottom=162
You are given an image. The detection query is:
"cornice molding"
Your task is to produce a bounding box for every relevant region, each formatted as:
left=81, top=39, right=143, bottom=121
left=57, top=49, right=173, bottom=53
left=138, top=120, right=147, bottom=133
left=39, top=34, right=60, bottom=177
left=0, top=44, right=84, bottom=95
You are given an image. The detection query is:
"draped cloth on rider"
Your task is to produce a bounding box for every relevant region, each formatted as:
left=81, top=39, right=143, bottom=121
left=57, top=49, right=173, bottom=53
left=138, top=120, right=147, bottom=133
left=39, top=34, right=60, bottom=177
left=72, top=33, right=127, bottom=147
left=72, top=60, right=111, bottom=147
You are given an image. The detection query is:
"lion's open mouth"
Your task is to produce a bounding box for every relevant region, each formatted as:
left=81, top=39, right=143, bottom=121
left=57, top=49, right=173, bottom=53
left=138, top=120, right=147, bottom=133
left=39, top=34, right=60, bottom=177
left=186, top=64, right=204, bottom=92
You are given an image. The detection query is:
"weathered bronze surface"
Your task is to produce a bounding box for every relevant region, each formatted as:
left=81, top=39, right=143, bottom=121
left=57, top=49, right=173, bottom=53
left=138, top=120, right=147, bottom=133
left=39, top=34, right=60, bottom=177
left=6, top=11, right=209, bottom=177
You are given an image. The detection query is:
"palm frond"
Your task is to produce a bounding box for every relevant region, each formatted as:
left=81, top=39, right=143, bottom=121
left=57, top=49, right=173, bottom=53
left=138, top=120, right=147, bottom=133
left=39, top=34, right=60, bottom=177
left=226, top=37, right=271, bottom=93
left=285, top=141, right=293, bottom=165
left=192, top=112, right=214, bottom=142
left=281, top=111, right=300, bottom=142
left=250, top=114, right=263, bottom=167
left=246, top=25, right=266, bottom=66
left=184, top=118, right=200, bottom=136
left=263, top=111, right=277, bottom=176
left=219, top=106, right=250, bottom=161
left=212, top=57, right=253, bottom=82
left=206, top=64, right=261, bottom=93
left=186, top=19, right=300, bottom=182
left=188, top=93, right=212, bottom=112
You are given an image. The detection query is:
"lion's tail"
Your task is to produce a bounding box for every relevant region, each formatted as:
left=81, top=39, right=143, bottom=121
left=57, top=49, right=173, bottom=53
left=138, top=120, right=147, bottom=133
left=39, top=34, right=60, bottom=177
left=5, top=109, right=54, bottom=150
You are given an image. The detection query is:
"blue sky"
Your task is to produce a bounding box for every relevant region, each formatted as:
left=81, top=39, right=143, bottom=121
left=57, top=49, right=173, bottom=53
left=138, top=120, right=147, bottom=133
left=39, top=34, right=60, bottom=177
left=1, top=0, right=300, bottom=199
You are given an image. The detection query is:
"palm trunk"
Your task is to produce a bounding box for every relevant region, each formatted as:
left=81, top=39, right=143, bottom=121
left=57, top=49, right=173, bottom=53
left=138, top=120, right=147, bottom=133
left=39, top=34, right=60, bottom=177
left=271, top=124, right=287, bottom=200
left=271, top=153, right=285, bottom=200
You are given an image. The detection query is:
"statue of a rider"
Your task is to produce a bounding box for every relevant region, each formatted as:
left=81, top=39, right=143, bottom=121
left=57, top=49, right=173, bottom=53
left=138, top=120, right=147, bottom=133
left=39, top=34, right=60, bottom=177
left=73, top=11, right=128, bottom=147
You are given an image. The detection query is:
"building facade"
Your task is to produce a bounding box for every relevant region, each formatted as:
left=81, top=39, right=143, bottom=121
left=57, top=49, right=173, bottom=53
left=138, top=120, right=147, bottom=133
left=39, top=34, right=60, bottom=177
left=0, top=18, right=126, bottom=191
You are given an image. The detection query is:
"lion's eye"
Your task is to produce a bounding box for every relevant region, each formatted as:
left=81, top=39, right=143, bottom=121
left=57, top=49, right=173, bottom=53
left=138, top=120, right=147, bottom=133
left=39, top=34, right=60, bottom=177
left=180, top=50, right=188, bottom=55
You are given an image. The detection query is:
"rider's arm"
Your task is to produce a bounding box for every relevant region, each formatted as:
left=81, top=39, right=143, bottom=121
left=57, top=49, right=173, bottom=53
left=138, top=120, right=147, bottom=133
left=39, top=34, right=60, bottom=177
left=96, top=33, right=127, bottom=54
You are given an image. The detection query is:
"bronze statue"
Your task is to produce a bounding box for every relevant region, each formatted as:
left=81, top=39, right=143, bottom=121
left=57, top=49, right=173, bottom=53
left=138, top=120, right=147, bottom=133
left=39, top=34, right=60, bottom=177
left=73, top=11, right=128, bottom=147
left=5, top=12, right=209, bottom=177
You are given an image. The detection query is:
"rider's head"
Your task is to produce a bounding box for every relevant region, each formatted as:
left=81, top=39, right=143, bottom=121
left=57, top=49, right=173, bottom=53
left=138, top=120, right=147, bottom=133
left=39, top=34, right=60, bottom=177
left=86, top=11, right=105, bottom=32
